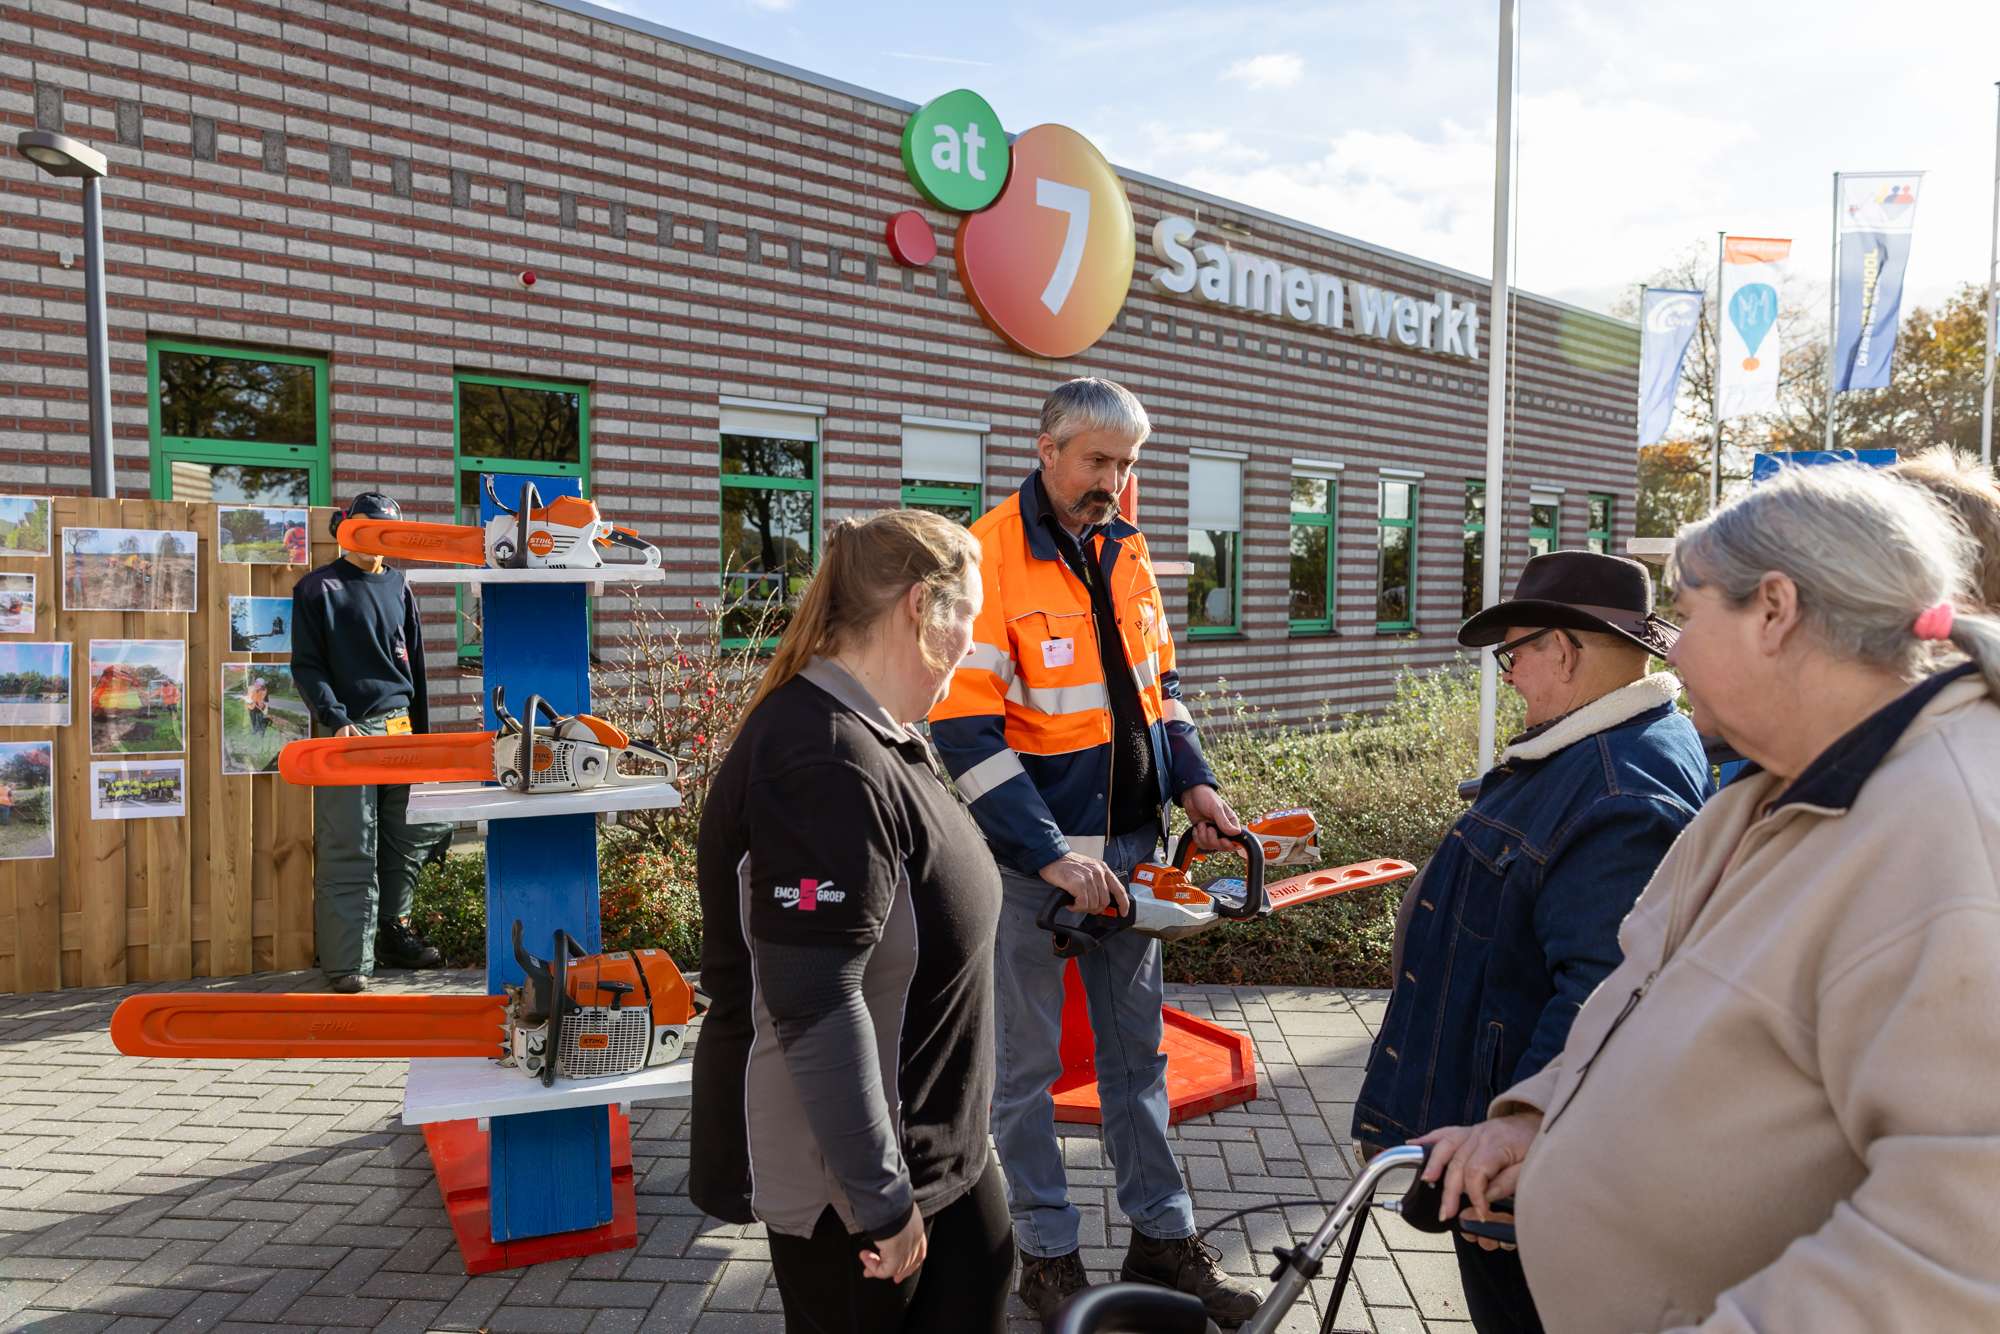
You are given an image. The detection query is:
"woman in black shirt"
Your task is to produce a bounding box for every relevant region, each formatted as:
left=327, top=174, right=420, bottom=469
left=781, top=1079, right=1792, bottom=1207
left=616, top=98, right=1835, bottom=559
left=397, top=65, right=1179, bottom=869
left=691, top=509, right=1010, bottom=1333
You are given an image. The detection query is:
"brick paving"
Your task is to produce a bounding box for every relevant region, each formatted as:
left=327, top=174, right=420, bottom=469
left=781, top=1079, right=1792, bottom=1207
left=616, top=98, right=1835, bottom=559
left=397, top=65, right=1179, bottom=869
left=0, top=972, right=1468, bottom=1333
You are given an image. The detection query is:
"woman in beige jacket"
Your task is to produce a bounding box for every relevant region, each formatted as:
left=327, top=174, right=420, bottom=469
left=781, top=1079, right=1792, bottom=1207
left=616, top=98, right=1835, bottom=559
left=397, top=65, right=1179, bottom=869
left=1418, top=463, right=2000, bottom=1333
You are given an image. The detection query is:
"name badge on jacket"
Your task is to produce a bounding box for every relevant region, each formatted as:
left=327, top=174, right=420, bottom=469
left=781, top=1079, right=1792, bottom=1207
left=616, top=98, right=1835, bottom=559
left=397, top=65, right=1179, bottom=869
left=1041, top=637, right=1075, bottom=669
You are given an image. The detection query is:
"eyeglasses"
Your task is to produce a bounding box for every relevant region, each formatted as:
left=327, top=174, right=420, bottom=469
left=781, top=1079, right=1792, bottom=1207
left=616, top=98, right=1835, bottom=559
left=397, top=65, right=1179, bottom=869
left=1492, top=627, right=1577, bottom=674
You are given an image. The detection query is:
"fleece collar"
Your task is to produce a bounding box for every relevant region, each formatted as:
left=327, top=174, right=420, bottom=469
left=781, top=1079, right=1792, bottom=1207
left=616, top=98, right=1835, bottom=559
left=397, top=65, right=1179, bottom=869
left=1499, top=671, right=1683, bottom=765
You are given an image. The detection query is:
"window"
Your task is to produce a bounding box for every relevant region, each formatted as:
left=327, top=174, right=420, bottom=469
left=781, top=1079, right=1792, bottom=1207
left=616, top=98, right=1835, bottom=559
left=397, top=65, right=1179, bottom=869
left=1288, top=471, right=1338, bottom=633
left=148, top=340, right=331, bottom=504
left=1376, top=479, right=1417, bottom=630
left=1586, top=494, right=1614, bottom=554
left=720, top=403, right=820, bottom=646
left=1187, top=454, right=1242, bottom=637
left=901, top=420, right=983, bottom=525
left=1528, top=497, right=1560, bottom=560
left=1462, top=481, right=1486, bottom=619
left=453, top=374, right=590, bottom=660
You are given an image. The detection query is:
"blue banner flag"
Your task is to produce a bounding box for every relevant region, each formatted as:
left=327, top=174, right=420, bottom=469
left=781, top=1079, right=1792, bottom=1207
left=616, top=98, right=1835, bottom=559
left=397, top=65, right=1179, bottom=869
left=1637, top=288, right=1703, bottom=445
left=1832, top=174, right=1922, bottom=393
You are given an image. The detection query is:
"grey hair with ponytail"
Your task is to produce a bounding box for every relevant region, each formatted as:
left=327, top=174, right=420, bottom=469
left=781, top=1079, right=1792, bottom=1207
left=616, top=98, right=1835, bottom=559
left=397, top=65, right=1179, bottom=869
left=1669, top=462, right=2000, bottom=696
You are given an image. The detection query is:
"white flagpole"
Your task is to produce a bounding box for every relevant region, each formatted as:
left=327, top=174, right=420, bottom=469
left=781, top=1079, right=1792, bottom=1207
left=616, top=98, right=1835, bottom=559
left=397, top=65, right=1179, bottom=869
left=1825, top=172, right=1840, bottom=451
left=1712, top=230, right=1725, bottom=509
left=1476, top=0, right=1516, bottom=776
left=1983, top=84, right=1999, bottom=471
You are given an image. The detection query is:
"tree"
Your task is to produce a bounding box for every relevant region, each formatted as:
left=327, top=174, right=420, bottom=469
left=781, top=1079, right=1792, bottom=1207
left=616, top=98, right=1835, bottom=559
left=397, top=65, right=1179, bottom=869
left=1636, top=438, right=1711, bottom=537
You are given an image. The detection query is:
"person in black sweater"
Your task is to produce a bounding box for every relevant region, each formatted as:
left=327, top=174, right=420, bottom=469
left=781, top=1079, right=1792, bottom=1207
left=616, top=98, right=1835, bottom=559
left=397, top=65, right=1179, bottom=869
left=291, top=492, right=450, bottom=993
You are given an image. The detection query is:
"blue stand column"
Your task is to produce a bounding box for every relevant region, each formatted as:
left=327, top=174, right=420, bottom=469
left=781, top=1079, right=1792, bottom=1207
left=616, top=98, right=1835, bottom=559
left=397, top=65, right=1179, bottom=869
left=476, top=472, right=613, bottom=1243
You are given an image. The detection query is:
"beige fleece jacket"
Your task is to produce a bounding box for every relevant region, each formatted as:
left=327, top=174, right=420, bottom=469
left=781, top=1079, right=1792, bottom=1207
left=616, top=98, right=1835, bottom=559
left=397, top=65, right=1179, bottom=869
left=1491, top=673, right=2000, bottom=1333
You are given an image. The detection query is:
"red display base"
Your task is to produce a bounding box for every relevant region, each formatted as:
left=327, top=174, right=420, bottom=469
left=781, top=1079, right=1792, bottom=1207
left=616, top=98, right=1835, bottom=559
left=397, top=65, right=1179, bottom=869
left=1048, top=962, right=1257, bottom=1126
left=423, top=1106, right=638, bottom=1274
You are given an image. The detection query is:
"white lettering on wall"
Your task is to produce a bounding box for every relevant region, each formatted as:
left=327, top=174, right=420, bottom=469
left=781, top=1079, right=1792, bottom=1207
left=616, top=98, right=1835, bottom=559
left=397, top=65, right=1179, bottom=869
left=1147, top=216, right=1480, bottom=361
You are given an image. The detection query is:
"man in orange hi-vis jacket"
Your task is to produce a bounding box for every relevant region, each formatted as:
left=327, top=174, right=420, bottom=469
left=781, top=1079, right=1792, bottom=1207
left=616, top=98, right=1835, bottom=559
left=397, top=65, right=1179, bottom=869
left=930, top=378, right=1260, bottom=1327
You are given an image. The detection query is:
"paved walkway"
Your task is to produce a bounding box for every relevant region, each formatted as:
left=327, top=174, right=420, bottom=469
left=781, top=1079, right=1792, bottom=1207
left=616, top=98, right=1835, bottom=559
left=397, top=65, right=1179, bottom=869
left=0, top=972, right=1468, bottom=1333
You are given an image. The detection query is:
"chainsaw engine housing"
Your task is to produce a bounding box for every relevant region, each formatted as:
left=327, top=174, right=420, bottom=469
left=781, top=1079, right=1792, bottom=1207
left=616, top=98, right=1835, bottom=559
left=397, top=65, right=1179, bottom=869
left=508, top=927, right=696, bottom=1085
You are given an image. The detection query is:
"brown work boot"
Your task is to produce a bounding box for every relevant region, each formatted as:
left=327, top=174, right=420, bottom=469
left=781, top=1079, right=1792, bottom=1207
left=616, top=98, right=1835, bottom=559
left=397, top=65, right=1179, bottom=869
left=1121, top=1232, right=1262, bottom=1327
left=328, top=973, right=368, bottom=994
left=1017, top=1248, right=1089, bottom=1321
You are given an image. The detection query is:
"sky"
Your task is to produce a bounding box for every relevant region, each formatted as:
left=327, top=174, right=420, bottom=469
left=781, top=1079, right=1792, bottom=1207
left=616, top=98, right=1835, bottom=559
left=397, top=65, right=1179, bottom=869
left=597, top=0, right=2000, bottom=320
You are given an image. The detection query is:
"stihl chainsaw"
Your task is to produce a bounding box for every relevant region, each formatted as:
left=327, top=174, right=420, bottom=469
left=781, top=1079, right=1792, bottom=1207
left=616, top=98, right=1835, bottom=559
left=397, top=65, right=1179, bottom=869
left=1037, top=809, right=1416, bottom=958
left=111, top=923, right=703, bottom=1087
left=278, top=686, right=676, bottom=794
left=337, top=475, right=661, bottom=570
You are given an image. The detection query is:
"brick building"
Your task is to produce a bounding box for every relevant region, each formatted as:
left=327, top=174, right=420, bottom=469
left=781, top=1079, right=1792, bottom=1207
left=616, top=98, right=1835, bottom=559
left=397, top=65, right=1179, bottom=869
left=1, top=0, right=1642, bottom=724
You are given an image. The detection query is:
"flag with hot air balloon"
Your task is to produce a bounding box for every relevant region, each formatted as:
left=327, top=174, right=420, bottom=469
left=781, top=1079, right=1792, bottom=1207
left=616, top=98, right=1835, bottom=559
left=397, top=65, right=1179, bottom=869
left=1717, top=236, right=1791, bottom=420
left=1831, top=174, right=1922, bottom=393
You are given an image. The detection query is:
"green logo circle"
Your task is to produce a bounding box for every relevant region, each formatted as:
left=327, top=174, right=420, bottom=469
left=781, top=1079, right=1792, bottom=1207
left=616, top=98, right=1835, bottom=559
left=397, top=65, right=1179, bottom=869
left=901, top=89, right=1008, bottom=213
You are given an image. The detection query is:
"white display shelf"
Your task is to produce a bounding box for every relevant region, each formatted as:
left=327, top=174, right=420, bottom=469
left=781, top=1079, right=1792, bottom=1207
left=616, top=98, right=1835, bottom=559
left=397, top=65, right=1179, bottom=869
left=408, top=779, right=681, bottom=823
left=402, top=1053, right=693, bottom=1126
left=403, top=566, right=666, bottom=586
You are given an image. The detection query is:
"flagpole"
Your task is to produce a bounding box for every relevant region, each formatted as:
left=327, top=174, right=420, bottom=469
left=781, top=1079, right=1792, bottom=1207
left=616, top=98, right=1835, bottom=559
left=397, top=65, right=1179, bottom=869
left=1824, top=172, right=1840, bottom=451
left=1476, top=0, right=1516, bottom=775
left=1983, top=83, right=1999, bottom=471
left=1712, top=230, right=1725, bottom=509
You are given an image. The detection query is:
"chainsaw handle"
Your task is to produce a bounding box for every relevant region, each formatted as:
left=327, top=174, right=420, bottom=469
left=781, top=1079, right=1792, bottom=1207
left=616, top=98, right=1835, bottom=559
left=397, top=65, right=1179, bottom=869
left=1169, top=825, right=1266, bottom=920
left=502, top=693, right=565, bottom=794
left=600, top=525, right=663, bottom=568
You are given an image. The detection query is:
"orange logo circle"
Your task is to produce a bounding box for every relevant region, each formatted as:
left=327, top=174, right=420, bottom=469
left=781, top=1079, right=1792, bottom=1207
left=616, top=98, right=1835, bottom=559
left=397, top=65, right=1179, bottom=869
left=531, top=742, right=555, bottom=772
left=526, top=529, right=555, bottom=556
left=956, top=124, right=1134, bottom=359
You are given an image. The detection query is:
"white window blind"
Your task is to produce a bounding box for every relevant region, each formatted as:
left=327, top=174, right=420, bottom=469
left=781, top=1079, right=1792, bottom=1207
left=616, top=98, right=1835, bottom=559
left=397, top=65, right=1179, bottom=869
left=719, top=404, right=819, bottom=442
left=901, top=424, right=982, bottom=484
left=1188, top=455, right=1242, bottom=530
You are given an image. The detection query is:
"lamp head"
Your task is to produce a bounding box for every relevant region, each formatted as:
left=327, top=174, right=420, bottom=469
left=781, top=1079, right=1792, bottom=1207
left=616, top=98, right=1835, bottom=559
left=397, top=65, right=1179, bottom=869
left=15, top=131, right=108, bottom=180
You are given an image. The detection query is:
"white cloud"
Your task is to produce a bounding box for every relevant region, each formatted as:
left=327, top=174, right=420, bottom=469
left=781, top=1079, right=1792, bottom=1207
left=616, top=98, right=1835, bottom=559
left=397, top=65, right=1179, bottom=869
left=745, top=0, right=794, bottom=10
left=1222, top=52, right=1304, bottom=91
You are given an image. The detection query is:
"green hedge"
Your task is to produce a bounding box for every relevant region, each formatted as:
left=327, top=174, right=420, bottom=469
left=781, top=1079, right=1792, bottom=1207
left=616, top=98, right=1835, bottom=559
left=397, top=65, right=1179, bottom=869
left=412, top=663, right=1513, bottom=989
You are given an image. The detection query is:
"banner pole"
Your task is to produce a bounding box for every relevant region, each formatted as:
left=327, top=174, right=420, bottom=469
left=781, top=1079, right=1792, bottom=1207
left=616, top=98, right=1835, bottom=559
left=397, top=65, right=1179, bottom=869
left=1476, top=0, right=1516, bottom=776
left=1983, top=84, right=1999, bottom=472
left=1712, top=231, right=1725, bottom=510
left=1825, top=172, right=1840, bottom=451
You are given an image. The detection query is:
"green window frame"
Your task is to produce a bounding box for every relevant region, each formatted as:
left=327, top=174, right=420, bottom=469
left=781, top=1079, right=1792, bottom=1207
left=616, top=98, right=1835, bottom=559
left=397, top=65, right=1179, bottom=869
left=1187, top=454, right=1243, bottom=638
left=1288, top=472, right=1338, bottom=634
left=901, top=482, right=982, bottom=526
left=1529, top=498, right=1560, bottom=560
left=147, top=338, right=332, bottom=505
left=1462, top=481, right=1486, bottom=619
left=720, top=414, right=821, bottom=650
left=452, top=372, right=592, bottom=663
left=1586, top=493, right=1614, bottom=554
left=1376, top=478, right=1418, bottom=631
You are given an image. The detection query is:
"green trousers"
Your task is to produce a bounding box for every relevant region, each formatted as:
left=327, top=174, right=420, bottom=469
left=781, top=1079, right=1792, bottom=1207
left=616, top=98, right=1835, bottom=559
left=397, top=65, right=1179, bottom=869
left=313, top=713, right=453, bottom=979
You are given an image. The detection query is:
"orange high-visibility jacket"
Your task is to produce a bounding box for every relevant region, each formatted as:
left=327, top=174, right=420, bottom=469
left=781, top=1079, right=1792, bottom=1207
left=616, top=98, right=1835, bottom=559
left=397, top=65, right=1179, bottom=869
left=930, top=474, right=1216, bottom=875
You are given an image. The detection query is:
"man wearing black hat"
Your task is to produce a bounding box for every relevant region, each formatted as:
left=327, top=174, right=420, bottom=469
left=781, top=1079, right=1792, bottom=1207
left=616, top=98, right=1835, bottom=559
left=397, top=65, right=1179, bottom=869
left=291, top=492, right=451, bottom=993
left=1352, top=551, right=1714, bottom=1334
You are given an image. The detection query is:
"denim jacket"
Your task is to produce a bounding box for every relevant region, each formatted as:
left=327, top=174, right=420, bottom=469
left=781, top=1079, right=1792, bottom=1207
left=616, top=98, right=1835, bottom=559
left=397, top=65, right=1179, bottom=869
left=1353, top=673, right=1713, bottom=1150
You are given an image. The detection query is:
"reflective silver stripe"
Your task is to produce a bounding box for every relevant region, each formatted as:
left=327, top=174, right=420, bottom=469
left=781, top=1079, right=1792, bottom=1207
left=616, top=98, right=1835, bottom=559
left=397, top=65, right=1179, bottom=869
left=1132, top=653, right=1159, bottom=691
left=1066, top=834, right=1106, bottom=860
left=955, top=749, right=1027, bottom=802
left=959, top=642, right=1015, bottom=686
left=1164, top=698, right=1194, bottom=725
left=1006, top=679, right=1110, bottom=715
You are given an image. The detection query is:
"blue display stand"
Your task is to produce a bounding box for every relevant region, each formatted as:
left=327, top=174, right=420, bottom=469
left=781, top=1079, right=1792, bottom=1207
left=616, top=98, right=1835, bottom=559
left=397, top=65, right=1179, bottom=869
left=475, top=472, right=613, bottom=1243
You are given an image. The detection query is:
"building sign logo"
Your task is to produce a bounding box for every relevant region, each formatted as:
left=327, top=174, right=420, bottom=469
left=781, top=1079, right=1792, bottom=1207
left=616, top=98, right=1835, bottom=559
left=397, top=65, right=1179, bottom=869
left=900, top=90, right=1135, bottom=360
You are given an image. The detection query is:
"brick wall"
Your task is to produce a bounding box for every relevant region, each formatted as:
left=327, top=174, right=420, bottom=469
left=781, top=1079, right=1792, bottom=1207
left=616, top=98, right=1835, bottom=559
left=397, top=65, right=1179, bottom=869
left=0, top=0, right=1642, bottom=725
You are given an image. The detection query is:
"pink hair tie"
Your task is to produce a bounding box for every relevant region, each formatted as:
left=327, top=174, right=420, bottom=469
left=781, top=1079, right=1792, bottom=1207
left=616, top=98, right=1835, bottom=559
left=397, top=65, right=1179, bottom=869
left=1913, top=602, right=1955, bottom=641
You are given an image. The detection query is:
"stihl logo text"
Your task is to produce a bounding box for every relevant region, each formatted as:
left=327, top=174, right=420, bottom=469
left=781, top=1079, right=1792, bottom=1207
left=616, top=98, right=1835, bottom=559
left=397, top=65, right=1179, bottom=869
left=773, top=878, right=843, bottom=911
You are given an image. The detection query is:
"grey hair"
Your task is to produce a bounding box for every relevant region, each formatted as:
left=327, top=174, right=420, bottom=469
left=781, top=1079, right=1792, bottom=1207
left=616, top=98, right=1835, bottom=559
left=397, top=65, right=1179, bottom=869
left=1040, top=377, right=1151, bottom=449
left=1670, top=463, right=2000, bottom=695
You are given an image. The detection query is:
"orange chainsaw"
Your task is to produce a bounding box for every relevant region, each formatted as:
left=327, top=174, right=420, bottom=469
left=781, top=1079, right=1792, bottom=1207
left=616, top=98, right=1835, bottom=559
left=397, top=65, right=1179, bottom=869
left=279, top=686, right=676, bottom=793
left=111, top=923, right=704, bottom=1087
left=1037, top=809, right=1416, bottom=957
left=336, top=475, right=661, bottom=571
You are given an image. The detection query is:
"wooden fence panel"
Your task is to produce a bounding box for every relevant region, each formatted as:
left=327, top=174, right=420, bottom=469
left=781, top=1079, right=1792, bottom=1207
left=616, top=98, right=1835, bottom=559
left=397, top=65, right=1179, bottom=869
left=0, top=497, right=330, bottom=993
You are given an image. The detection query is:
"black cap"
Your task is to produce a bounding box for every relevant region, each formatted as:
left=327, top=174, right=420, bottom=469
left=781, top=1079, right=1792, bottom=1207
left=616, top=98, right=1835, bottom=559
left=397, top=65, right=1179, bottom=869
left=330, top=491, right=400, bottom=538
left=1458, top=550, right=1678, bottom=658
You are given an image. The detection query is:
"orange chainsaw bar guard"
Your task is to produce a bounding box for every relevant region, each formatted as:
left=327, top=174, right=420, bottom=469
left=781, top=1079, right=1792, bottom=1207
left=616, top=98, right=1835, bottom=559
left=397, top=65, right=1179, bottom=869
left=336, top=516, right=489, bottom=566
left=279, top=731, right=498, bottom=786
left=110, top=992, right=506, bottom=1060
left=1266, top=857, right=1417, bottom=910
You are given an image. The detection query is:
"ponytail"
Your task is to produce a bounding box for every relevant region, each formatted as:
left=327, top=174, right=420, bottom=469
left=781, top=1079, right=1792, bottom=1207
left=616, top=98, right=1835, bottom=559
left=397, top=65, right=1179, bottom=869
left=731, top=509, right=980, bottom=744
left=1946, top=612, right=2000, bottom=698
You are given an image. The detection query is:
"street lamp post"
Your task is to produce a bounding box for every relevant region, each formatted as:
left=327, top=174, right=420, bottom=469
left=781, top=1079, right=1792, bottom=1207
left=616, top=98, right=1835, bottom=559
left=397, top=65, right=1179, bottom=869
left=15, top=130, right=116, bottom=498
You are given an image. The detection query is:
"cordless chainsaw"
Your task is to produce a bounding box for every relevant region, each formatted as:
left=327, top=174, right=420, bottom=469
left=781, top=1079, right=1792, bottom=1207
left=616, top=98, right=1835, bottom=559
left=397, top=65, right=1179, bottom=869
left=111, top=923, right=703, bottom=1087
left=1037, top=809, right=1416, bottom=958
left=278, top=685, right=677, bottom=793
left=336, top=475, right=661, bottom=571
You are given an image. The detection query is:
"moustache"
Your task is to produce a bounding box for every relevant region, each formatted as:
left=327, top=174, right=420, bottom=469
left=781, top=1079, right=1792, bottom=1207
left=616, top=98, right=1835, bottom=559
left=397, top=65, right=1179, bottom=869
left=1070, top=491, right=1116, bottom=514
